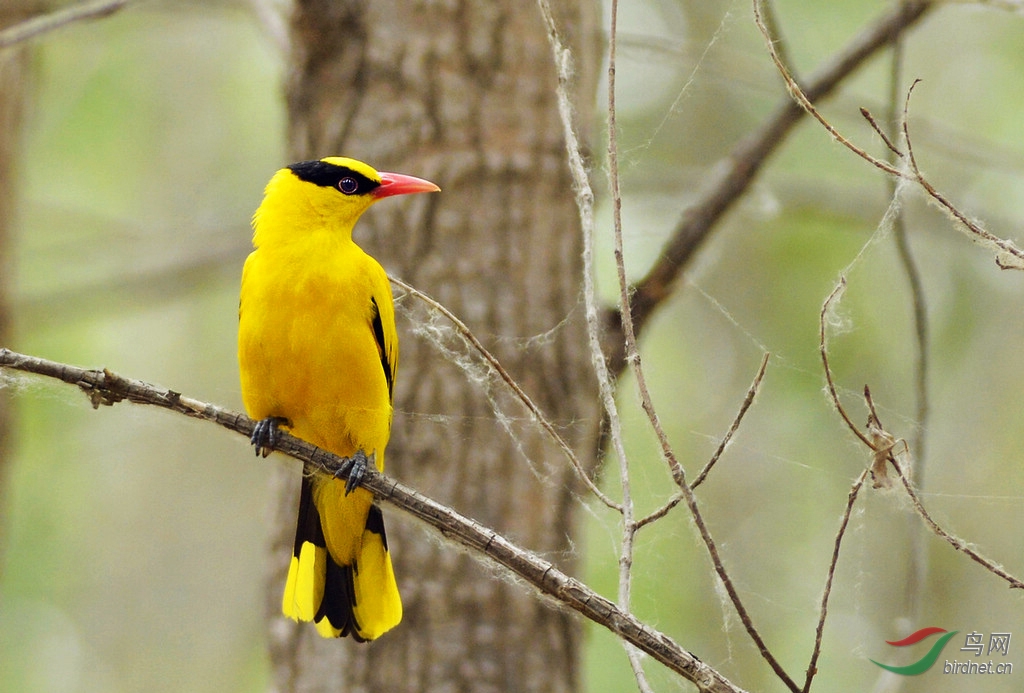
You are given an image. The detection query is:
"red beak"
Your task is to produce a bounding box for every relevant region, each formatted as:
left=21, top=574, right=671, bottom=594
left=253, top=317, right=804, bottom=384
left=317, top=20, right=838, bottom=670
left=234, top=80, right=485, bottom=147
left=374, top=171, right=441, bottom=199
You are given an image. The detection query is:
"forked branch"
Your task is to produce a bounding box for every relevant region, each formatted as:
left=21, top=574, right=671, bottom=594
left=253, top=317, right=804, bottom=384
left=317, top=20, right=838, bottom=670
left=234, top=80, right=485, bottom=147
left=601, top=0, right=933, bottom=372
left=754, top=0, right=1024, bottom=271
left=818, top=282, right=1024, bottom=590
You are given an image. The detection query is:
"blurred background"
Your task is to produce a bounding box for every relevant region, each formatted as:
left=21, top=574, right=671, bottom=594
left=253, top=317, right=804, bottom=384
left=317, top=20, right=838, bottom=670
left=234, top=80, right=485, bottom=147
left=2, top=1, right=1024, bottom=692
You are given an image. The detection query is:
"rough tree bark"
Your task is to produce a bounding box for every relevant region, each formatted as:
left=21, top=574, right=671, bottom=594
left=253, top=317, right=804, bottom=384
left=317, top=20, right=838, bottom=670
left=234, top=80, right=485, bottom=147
left=265, top=1, right=602, bottom=692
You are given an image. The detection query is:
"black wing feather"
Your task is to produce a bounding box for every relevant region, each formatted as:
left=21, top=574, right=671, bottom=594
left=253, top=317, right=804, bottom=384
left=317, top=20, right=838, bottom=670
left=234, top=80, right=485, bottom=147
left=370, top=296, right=394, bottom=400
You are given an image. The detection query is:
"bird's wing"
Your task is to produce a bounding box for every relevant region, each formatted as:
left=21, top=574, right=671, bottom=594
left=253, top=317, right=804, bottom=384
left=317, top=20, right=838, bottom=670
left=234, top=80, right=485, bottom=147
left=370, top=294, right=397, bottom=401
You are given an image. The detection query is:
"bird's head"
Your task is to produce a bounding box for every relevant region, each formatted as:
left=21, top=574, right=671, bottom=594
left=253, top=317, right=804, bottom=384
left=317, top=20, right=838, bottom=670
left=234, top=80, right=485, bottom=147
left=253, top=156, right=439, bottom=247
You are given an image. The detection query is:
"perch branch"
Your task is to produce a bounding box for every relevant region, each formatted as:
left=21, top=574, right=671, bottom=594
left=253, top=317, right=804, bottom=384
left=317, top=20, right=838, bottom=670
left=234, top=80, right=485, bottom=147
left=0, top=347, right=747, bottom=693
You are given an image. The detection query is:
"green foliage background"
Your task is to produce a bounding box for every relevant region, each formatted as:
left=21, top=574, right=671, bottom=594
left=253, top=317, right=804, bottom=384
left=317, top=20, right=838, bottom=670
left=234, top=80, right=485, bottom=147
left=2, top=1, right=1024, bottom=692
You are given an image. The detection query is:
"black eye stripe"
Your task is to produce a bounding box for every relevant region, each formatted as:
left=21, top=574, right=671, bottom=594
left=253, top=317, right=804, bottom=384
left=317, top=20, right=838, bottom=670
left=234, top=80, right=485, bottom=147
left=287, top=160, right=381, bottom=196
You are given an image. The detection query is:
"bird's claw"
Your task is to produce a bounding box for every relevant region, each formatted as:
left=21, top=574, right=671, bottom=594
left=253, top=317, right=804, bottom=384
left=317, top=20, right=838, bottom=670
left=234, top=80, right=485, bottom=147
left=251, top=416, right=290, bottom=457
left=335, top=450, right=372, bottom=495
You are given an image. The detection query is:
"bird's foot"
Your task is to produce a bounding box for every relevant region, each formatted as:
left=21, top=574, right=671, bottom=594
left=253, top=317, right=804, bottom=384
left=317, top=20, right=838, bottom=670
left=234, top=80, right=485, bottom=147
left=334, top=449, right=373, bottom=495
left=251, top=416, right=290, bottom=458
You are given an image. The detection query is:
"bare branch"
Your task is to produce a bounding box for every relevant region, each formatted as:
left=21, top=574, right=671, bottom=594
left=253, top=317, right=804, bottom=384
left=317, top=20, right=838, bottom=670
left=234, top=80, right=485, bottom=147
left=0, top=0, right=139, bottom=48
left=603, top=0, right=933, bottom=372
left=892, top=459, right=1024, bottom=590
left=604, top=2, right=653, bottom=689
left=752, top=0, right=903, bottom=178
left=817, top=286, right=1024, bottom=590
left=879, top=41, right=930, bottom=471
left=899, top=82, right=1024, bottom=270
left=802, top=470, right=869, bottom=693
left=637, top=351, right=770, bottom=529
left=819, top=278, right=874, bottom=449
left=0, top=346, right=750, bottom=693
left=675, top=475, right=802, bottom=693
left=755, top=2, right=1024, bottom=271
left=534, top=0, right=632, bottom=519
left=883, top=25, right=932, bottom=638
left=603, top=0, right=794, bottom=679
left=635, top=492, right=682, bottom=531
left=858, top=107, right=903, bottom=159
left=691, top=352, right=771, bottom=490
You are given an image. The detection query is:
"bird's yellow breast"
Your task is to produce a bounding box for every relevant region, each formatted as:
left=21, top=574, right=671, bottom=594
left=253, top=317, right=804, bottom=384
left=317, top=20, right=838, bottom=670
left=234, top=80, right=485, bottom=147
left=238, top=233, right=394, bottom=464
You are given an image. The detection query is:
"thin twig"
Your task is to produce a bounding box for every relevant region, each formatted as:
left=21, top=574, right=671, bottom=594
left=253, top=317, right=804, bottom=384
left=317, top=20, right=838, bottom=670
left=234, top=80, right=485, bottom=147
left=752, top=0, right=902, bottom=179
left=757, top=0, right=799, bottom=86
left=604, top=2, right=652, bottom=689
left=534, top=0, right=631, bottom=517
left=532, top=10, right=647, bottom=684
left=637, top=352, right=770, bottom=529
left=859, top=107, right=903, bottom=159
left=691, top=352, right=771, bottom=490
left=0, top=347, right=750, bottom=693
left=819, top=278, right=873, bottom=449
left=680, top=483, right=802, bottom=692
left=634, top=491, right=682, bottom=531
left=899, top=82, right=1024, bottom=270
left=884, top=39, right=929, bottom=480
left=0, top=0, right=137, bottom=49
left=535, top=5, right=758, bottom=689
left=529, top=15, right=653, bottom=680
left=892, top=461, right=1024, bottom=590
left=390, top=276, right=619, bottom=512
left=802, top=470, right=869, bottom=693
left=884, top=20, right=931, bottom=636
left=623, top=316, right=796, bottom=686
left=884, top=32, right=937, bottom=671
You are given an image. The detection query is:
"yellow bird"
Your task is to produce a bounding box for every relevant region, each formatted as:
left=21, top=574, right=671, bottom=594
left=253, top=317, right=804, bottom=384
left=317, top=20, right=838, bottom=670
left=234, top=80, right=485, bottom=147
left=238, top=156, right=439, bottom=640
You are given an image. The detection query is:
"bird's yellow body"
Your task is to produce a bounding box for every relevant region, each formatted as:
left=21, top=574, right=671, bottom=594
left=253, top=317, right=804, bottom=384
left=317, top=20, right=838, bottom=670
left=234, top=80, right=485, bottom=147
left=238, top=157, right=438, bottom=640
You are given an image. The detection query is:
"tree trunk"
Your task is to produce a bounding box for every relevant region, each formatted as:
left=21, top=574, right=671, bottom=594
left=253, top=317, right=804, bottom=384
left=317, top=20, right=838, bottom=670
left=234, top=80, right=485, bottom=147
left=0, top=3, right=35, bottom=569
left=266, top=1, right=601, bottom=691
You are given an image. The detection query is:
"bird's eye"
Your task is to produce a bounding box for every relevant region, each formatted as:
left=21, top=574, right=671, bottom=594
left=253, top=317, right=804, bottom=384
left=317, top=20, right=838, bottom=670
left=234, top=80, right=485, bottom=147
left=338, top=177, right=359, bottom=195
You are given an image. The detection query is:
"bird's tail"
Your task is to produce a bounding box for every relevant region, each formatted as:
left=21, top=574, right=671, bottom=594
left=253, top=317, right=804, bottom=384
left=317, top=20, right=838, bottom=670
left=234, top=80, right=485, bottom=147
left=282, top=478, right=402, bottom=641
